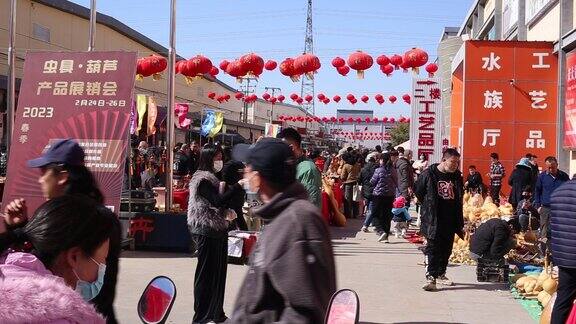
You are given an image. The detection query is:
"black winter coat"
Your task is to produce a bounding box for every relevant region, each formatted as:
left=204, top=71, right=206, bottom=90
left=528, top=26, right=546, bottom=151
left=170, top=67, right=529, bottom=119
left=359, top=161, right=377, bottom=199
left=550, top=180, right=576, bottom=268
left=508, top=165, right=533, bottom=208
left=414, top=163, right=464, bottom=239
left=470, top=218, right=514, bottom=259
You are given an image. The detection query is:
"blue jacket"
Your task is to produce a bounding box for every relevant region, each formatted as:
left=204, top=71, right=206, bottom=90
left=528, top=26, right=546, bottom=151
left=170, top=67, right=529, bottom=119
left=550, top=180, right=576, bottom=268
left=534, top=170, right=569, bottom=208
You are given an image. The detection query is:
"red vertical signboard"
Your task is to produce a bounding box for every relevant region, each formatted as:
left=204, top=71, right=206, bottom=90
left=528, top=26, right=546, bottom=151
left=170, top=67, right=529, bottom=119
left=564, top=50, right=576, bottom=148
left=2, top=51, right=137, bottom=214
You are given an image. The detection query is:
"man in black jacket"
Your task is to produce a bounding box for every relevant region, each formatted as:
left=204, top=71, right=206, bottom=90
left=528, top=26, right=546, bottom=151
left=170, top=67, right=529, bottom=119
left=415, top=148, right=464, bottom=291
left=470, top=218, right=519, bottom=263
left=464, top=165, right=484, bottom=194
left=231, top=138, right=336, bottom=323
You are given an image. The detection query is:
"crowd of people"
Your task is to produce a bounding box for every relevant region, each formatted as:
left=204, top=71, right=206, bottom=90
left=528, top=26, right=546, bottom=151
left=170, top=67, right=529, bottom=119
left=1, top=133, right=575, bottom=324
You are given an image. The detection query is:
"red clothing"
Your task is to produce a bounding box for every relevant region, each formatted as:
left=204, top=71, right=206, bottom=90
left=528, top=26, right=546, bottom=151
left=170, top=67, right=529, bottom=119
left=315, top=158, right=326, bottom=173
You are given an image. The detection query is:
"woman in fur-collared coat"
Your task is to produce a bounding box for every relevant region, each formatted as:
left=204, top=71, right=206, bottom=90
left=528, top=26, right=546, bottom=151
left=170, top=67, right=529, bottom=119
left=187, top=145, right=243, bottom=324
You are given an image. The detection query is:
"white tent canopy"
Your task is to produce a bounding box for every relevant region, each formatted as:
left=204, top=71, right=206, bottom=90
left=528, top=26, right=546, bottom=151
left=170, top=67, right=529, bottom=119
left=394, top=140, right=410, bottom=151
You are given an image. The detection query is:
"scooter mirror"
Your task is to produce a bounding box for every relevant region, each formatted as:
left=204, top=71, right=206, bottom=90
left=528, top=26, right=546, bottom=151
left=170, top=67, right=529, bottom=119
left=138, top=276, right=177, bottom=324
left=324, top=289, right=360, bottom=324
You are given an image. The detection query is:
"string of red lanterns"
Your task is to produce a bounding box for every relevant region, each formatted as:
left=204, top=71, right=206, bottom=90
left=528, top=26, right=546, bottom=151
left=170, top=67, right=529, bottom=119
left=278, top=115, right=410, bottom=124
left=204, top=91, right=413, bottom=105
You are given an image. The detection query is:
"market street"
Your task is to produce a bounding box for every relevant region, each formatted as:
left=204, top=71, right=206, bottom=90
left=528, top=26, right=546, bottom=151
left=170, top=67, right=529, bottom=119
left=114, top=218, right=535, bottom=324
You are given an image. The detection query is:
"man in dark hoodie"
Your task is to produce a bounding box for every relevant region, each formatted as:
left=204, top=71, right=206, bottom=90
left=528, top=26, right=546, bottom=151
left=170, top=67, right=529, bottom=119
left=415, top=148, right=465, bottom=291
left=231, top=138, right=337, bottom=323
left=395, top=147, right=415, bottom=208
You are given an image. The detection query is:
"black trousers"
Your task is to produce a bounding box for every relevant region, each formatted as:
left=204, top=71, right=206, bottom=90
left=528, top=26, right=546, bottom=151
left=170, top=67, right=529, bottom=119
left=425, top=233, right=454, bottom=279
left=551, top=266, right=576, bottom=324
left=371, top=195, right=395, bottom=234
left=490, top=185, right=501, bottom=205
left=343, top=183, right=359, bottom=218
left=192, top=234, right=228, bottom=324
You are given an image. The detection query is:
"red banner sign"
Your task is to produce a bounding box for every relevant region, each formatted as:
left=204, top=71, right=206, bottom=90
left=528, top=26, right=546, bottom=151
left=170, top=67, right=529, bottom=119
left=2, top=51, right=137, bottom=214
left=564, top=50, right=576, bottom=148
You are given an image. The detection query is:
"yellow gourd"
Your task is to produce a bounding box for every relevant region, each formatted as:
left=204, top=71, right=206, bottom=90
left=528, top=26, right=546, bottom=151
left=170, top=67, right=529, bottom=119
left=511, top=273, right=526, bottom=284
left=543, top=278, right=558, bottom=295
left=538, top=291, right=551, bottom=304
left=525, top=281, right=537, bottom=293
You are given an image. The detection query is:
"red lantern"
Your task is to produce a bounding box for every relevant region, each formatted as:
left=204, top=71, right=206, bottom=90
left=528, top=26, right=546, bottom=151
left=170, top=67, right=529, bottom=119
left=375, top=94, right=384, bottom=102
left=264, top=60, right=277, bottom=71
left=185, top=55, right=213, bottom=77
left=317, top=93, right=326, bottom=101
left=175, top=60, right=186, bottom=74
left=403, top=48, right=429, bottom=73
left=331, top=117, right=337, bottom=122
left=399, top=59, right=410, bottom=73
left=402, top=94, right=411, bottom=104
left=348, top=117, right=354, bottom=123
left=376, top=55, right=390, bottom=66
left=361, top=95, right=369, bottom=103
left=224, top=94, right=231, bottom=101
left=209, top=66, right=219, bottom=77
left=240, top=53, right=265, bottom=77
left=294, top=53, right=321, bottom=79
left=219, top=60, right=230, bottom=71
left=426, top=63, right=438, bottom=77
left=262, top=93, right=271, bottom=101
left=347, top=51, right=374, bottom=79
left=332, top=57, right=346, bottom=68
left=296, top=98, right=304, bottom=104
left=346, top=94, right=355, bottom=101
left=389, top=96, right=397, bottom=103
left=137, top=55, right=167, bottom=80
left=290, top=93, right=299, bottom=101
left=277, top=95, right=285, bottom=102
left=390, top=54, right=403, bottom=70
left=351, top=98, right=358, bottom=104
left=355, top=117, right=362, bottom=123
left=225, top=60, right=247, bottom=81
left=270, top=97, right=277, bottom=104
left=314, top=116, right=321, bottom=122
left=372, top=117, right=379, bottom=123
left=337, top=65, right=350, bottom=76
left=399, top=117, right=406, bottom=123
left=305, top=94, right=313, bottom=103
left=382, top=117, right=389, bottom=123
left=208, top=92, right=216, bottom=99
left=365, top=117, right=371, bottom=123
left=333, top=95, right=341, bottom=103
left=322, top=117, right=329, bottom=122
left=280, top=58, right=299, bottom=82
left=235, top=92, right=244, bottom=100
left=323, top=98, right=330, bottom=104
left=380, top=64, right=394, bottom=77
left=390, top=117, right=396, bottom=123
left=339, top=117, right=345, bottom=123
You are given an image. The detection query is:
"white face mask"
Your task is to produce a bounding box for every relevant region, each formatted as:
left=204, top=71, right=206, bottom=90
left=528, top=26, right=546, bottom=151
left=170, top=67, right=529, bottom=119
left=213, top=160, right=223, bottom=172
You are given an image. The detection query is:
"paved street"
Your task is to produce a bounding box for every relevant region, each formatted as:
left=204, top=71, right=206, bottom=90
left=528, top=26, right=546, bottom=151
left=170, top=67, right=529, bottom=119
left=115, top=219, right=535, bottom=324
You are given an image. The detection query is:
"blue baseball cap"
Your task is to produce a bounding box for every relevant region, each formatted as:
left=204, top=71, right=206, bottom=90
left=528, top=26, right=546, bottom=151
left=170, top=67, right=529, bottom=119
left=27, top=139, right=85, bottom=168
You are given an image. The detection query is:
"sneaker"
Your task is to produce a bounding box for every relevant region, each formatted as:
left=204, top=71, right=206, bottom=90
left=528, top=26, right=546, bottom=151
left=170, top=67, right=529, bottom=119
left=378, top=232, right=389, bottom=242
left=422, top=277, right=437, bottom=291
left=395, top=232, right=401, bottom=238
left=437, top=275, right=454, bottom=286
left=401, top=229, right=407, bottom=237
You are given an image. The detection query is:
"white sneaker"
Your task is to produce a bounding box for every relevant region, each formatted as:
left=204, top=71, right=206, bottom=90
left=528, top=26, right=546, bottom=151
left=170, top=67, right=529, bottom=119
left=378, top=232, right=389, bottom=242
left=437, top=275, right=454, bottom=286
left=401, top=229, right=407, bottom=237
left=422, top=277, right=437, bottom=291
left=395, top=232, right=401, bottom=238
left=361, top=226, right=370, bottom=232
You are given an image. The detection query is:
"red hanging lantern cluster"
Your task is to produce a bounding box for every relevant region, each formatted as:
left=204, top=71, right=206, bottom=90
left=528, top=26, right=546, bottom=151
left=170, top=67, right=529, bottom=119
left=239, top=53, right=265, bottom=77
left=361, top=95, right=369, bottom=103
left=333, top=130, right=392, bottom=141
left=244, top=94, right=258, bottom=103
left=280, top=58, right=299, bottom=82
left=426, top=63, right=438, bottom=77
left=403, top=48, right=429, bottom=74
left=277, top=94, right=285, bottom=102
left=347, top=51, right=373, bottom=79
left=402, top=94, right=411, bottom=104
left=209, top=66, right=219, bottom=77
left=294, top=53, right=321, bottom=80
left=389, top=96, right=397, bottom=104
left=178, top=55, right=214, bottom=83
left=264, top=60, right=277, bottom=71
left=389, top=54, right=403, bottom=70
left=375, top=94, right=385, bottom=105
left=235, top=92, right=244, bottom=100
left=333, top=95, right=341, bottom=103
left=136, top=55, right=168, bottom=80
left=277, top=115, right=409, bottom=124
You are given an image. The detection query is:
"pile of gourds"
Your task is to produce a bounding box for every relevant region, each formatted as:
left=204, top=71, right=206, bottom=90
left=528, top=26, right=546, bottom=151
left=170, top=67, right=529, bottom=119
left=512, top=268, right=558, bottom=308
left=462, top=193, right=514, bottom=223
left=450, top=234, right=476, bottom=265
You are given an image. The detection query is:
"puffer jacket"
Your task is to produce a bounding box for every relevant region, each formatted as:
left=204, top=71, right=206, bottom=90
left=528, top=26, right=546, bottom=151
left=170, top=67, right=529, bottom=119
left=0, top=251, right=105, bottom=324
left=550, top=180, right=576, bottom=268
left=370, top=164, right=398, bottom=197
left=359, top=161, right=377, bottom=199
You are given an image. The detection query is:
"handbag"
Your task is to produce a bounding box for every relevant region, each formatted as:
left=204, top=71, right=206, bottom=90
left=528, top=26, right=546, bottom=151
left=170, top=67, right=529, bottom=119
left=352, top=184, right=362, bottom=202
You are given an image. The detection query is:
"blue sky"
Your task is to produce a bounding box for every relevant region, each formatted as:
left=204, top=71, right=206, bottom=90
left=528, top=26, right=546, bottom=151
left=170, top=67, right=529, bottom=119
left=70, top=0, right=472, bottom=118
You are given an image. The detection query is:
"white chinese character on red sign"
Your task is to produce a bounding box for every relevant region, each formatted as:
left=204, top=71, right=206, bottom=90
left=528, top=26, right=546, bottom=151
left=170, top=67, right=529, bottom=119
left=86, top=82, right=101, bottom=96
left=482, top=52, right=501, bottom=71
left=19, top=135, right=28, bottom=144
left=526, top=130, right=545, bottom=148
left=102, top=60, right=118, bottom=73
left=37, top=82, right=52, bottom=95
left=59, top=60, right=74, bottom=73
left=20, top=124, right=29, bottom=133
left=102, top=82, right=117, bottom=96
left=482, top=129, right=501, bottom=147
left=53, top=82, right=68, bottom=96
left=529, top=90, right=548, bottom=109
left=484, top=90, right=503, bottom=109
left=86, top=60, right=102, bottom=73
left=43, top=60, right=58, bottom=74
left=69, top=82, right=84, bottom=95
left=532, top=53, right=551, bottom=69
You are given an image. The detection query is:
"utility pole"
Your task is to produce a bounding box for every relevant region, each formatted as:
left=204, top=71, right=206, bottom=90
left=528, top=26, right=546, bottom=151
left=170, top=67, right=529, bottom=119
left=301, top=0, right=315, bottom=116
left=264, top=86, right=281, bottom=123
left=239, top=76, right=257, bottom=123
left=6, top=0, right=17, bottom=155
left=88, top=0, right=97, bottom=51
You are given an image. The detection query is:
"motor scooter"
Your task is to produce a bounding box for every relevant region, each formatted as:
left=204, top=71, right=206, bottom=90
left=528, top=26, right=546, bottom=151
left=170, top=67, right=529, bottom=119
left=137, top=276, right=360, bottom=324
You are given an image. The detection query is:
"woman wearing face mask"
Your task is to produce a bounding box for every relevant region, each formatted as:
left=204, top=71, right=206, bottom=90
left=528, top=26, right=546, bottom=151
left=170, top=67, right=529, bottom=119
left=187, top=144, right=241, bottom=324
left=0, top=195, right=113, bottom=323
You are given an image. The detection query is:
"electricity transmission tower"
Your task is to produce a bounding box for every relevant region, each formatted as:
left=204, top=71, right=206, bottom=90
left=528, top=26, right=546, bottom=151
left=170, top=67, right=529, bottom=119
left=300, top=0, right=315, bottom=116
